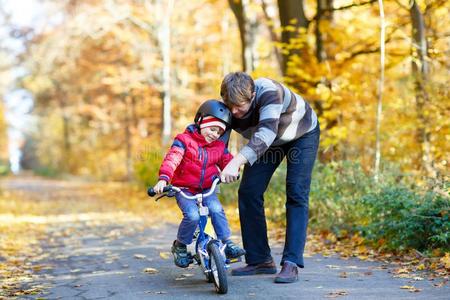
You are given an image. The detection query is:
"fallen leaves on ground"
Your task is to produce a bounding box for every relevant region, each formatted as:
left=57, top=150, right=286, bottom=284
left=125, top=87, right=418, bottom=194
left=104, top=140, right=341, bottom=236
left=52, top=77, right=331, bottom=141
left=0, top=177, right=180, bottom=298
left=325, top=290, right=349, bottom=298
left=143, top=267, right=159, bottom=274
left=433, top=280, right=448, bottom=288
left=326, top=265, right=341, bottom=269
left=400, top=285, right=422, bottom=292
left=441, top=253, right=450, bottom=269
left=280, top=228, right=450, bottom=282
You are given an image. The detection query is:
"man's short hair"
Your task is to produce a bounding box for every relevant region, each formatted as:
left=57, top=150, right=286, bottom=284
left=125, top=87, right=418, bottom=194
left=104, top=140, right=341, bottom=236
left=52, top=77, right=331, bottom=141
left=220, top=72, right=255, bottom=107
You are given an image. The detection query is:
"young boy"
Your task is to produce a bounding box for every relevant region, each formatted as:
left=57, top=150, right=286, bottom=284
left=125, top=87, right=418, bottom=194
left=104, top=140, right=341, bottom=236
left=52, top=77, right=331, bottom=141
left=153, top=99, right=245, bottom=268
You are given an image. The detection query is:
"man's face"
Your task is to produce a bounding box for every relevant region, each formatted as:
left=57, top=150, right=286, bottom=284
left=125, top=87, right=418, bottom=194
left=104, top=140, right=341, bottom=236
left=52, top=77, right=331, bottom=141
left=230, top=101, right=251, bottom=119
left=229, top=92, right=254, bottom=119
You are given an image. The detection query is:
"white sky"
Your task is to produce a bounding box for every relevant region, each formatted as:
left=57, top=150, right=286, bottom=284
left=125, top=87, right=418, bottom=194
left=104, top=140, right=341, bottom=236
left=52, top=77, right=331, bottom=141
left=2, top=0, right=44, bottom=26
left=1, top=0, right=45, bottom=172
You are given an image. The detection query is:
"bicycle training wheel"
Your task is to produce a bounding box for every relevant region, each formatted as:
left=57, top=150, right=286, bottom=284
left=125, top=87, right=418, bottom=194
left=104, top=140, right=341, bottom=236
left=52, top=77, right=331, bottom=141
left=207, top=242, right=228, bottom=294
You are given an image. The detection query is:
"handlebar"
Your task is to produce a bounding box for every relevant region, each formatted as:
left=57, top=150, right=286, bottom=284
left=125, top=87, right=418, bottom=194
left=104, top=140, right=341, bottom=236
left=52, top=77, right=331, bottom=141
left=147, top=177, right=221, bottom=200
left=147, top=185, right=174, bottom=197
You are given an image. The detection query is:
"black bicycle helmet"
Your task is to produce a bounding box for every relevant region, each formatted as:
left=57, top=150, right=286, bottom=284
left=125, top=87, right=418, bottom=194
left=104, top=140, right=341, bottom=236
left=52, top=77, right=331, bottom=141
left=194, top=99, right=232, bottom=128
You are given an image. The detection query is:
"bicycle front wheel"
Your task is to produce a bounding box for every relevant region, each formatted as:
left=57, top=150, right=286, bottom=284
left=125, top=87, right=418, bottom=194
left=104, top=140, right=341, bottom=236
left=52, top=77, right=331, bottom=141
left=207, top=242, right=228, bottom=294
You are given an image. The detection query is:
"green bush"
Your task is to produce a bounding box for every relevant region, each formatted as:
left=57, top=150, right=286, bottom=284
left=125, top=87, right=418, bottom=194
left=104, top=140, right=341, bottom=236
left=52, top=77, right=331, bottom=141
left=34, top=166, right=60, bottom=177
left=137, top=153, right=449, bottom=253
left=0, top=164, right=9, bottom=176
left=361, top=187, right=449, bottom=252
left=134, top=148, right=164, bottom=187
left=308, top=161, right=376, bottom=232
left=218, top=161, right=287, bottom=224
left=221, top=160, right=403, bottom=228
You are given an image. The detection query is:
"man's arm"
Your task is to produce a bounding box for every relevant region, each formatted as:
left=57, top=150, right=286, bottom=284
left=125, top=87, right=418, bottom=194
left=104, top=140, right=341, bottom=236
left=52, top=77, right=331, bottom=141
left=239, top=90, right=283, bottom=165
left=220, top=153, right=247, bottom=183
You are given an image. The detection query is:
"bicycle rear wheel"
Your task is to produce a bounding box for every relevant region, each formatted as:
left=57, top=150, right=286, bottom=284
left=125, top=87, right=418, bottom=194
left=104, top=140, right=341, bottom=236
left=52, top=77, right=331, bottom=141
left=207, top=242, right=228, bottom=294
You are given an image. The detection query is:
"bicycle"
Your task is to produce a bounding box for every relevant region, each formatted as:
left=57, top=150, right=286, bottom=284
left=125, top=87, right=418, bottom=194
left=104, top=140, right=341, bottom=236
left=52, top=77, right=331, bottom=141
left=147, top=177, right=239, bottom=294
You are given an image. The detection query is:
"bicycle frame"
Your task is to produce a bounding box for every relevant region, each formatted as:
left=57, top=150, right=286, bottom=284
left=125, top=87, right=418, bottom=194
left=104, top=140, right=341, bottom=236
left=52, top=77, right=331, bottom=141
left=148, top=177, right=232, bottom=294
left=163, top=179, right=227, bottom=266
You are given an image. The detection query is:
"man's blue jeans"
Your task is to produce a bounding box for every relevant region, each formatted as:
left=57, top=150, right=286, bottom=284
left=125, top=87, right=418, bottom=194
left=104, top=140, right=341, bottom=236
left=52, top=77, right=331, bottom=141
left=175, top=189, right=231, bottom=245
left=238, top=124, right=320, bottom=268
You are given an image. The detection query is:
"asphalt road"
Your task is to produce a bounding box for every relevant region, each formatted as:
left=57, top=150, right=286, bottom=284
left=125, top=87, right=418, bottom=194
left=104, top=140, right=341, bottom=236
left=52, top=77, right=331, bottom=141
left=1, top=177, right=448, bottom=299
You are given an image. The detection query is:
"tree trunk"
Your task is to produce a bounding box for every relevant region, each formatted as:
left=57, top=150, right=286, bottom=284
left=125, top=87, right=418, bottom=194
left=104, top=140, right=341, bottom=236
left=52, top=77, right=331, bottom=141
left=315, top=0, right=333, bottom=62
left=374, top=0, right=386, bottom=183
left=54, top=83, right=70, bottom=172
left=410, top=0, right=434, bottom=177
left=228, top=0, right=255, bottom=72
left=221, top=13, right=232, bottom=75
left=122, top=94, right=133, bottom=181
left=159, top=0, right=174, bottom=146
left=277, top=0, right=309, bottom=75
left=261, top=0, right=283, bottom=75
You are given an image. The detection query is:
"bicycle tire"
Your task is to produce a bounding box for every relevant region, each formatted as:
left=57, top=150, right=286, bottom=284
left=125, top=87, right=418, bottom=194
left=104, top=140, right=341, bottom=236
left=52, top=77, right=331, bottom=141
left=206, top=271, right=214, bottom=283
left=207, top=242, right=228, bottom=294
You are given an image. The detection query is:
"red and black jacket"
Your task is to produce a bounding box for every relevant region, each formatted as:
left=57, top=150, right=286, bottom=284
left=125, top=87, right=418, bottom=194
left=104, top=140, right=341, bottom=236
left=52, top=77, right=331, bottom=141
left=158, top=125, right=233, bottom=193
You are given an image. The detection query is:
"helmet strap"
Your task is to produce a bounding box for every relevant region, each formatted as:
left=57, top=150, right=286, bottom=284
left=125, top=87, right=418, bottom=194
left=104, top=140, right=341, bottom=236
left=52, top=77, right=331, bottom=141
left=195, top=115, right=204, bottom=131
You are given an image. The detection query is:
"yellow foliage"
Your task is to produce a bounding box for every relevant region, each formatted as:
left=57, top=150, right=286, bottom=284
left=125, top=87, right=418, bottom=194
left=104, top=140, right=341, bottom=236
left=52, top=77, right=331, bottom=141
left=0, top=101, right=7, bottom=162
left=6, top=0, right=448, bottom=178
left=441, top=253, right=450, bottom=270
left=284, top=25, right=297, bottom=32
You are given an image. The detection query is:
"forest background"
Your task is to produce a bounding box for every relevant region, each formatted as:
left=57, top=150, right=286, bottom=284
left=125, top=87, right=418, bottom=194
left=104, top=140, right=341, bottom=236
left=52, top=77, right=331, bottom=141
left=0, top=0, right=448, bottom=259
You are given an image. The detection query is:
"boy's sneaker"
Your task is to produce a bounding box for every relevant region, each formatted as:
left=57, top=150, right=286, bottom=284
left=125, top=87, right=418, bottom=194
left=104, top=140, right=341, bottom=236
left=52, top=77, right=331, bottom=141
left=171, top=240, right=191, bottom=268
left=224, top=240, right=246, bottom=259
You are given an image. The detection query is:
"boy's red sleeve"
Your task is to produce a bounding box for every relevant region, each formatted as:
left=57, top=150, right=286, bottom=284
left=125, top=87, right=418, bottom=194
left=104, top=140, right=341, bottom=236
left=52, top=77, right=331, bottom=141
left=158, top=138, right=186, bottom=182
left=217, top=146, right=234, bottom=171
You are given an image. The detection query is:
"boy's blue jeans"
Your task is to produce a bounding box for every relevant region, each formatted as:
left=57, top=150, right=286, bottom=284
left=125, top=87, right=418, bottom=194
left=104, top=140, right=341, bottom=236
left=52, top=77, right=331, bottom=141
left=175, top=189, right=231, bottom=245
left=238, top=124, right=320, bottom=268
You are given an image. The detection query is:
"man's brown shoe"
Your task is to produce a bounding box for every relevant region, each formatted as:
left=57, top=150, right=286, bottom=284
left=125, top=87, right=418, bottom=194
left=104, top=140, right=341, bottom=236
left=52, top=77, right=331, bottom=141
left=274, top=261, right=298, bottom=283
left=231, top=260, right=277, bottom=276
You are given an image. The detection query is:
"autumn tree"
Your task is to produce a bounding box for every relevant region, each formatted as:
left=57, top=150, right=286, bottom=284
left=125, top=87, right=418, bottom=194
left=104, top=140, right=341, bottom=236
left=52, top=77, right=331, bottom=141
left=0, top=100, right=6, bottom=163
left=20, top=0, right=241, bottom=179
left=7, top=0, right=448, bottom=180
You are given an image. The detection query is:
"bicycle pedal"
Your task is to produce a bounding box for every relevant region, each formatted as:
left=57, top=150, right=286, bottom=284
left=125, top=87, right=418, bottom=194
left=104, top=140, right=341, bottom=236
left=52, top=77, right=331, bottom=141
left=189, top=253, right=199, bottom=264
left=226, top=256, right=243, bottom=264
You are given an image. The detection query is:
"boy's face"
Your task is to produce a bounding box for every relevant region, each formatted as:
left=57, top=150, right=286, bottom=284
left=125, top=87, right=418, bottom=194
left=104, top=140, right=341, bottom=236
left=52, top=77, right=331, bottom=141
left=200, top=126, right=224, bottom=143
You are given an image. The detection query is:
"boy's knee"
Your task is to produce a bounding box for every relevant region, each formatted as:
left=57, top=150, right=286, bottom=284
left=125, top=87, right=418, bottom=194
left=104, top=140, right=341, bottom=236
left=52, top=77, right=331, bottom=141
left=208, top=201, right=223, bottom=214
left=185, top=209, right=200, bottom=222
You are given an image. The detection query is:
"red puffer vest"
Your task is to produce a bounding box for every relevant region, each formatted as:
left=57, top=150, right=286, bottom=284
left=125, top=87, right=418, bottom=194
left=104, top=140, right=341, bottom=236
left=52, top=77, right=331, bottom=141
left=158, top=125, right=233, bottom=193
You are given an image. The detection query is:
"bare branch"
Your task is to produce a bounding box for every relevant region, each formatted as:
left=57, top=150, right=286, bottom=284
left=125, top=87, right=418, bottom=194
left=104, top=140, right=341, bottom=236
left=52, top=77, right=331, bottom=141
left=327, top=0, right=377, bottom=11
left=312, top=0, right=377, bottom=21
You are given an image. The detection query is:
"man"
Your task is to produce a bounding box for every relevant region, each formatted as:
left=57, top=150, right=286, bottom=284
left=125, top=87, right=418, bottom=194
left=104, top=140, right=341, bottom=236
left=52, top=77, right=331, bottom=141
left=220, top=72, right=320, bottom=283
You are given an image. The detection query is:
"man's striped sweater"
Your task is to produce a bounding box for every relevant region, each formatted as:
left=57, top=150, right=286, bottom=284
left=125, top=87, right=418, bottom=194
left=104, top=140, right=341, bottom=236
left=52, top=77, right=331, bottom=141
left=231, top=78, right=318, bottom=165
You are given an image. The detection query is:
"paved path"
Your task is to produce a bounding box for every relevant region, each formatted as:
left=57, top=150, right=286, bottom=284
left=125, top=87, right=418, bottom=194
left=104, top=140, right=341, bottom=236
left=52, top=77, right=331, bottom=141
left=1, top=177, right=448, bottom=299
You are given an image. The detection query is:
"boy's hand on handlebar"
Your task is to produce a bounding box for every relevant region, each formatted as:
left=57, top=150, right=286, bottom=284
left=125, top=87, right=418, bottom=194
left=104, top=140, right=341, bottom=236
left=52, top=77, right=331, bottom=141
left=153, top=180, right=168, bottom=194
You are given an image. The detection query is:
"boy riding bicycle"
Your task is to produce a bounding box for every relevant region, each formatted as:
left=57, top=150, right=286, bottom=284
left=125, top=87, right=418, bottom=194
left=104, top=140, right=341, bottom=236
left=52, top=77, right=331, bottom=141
left=153, top=100, right=245, bottom=268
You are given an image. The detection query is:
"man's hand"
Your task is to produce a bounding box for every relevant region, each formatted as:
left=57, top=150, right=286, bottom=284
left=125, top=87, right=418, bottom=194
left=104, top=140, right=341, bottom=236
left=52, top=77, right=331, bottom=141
left=153, top=180, right=167, bottom=194
left=220, top=153, right=247, bottom=183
